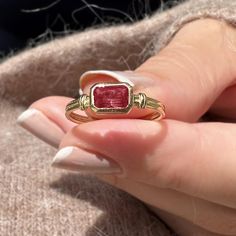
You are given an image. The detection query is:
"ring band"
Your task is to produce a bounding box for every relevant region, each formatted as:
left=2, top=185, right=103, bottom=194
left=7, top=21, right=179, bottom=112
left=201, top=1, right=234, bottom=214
left=65, top=82, right=165, bottom=124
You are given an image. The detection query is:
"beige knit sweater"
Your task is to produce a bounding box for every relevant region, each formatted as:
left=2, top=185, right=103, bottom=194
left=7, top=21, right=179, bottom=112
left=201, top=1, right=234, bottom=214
left=1, top=0, right=236, bottom=235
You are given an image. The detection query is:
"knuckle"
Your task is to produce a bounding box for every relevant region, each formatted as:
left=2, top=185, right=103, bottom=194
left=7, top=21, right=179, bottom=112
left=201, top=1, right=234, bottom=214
left=222, top=22, right=236, bottom=51
left=151, top=157, right=187, bottom=190
left=175, top=18, right=227, bottom=43
left=222, top=23, right=236, bottom=76
left=150, top=126, right=200, bottom=190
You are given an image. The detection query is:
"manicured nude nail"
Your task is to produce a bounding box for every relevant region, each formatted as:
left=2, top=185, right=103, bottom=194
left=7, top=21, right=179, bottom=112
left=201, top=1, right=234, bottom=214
left=80, top=70, right=154, bottom=90
left=17, top=108, right=64, bottom=148
left=52, top=146, right=122, bottom=174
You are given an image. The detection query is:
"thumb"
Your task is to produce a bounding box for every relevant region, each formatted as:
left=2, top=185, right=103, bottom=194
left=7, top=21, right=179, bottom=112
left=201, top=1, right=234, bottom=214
left=79, top=19, right=236, bottom=122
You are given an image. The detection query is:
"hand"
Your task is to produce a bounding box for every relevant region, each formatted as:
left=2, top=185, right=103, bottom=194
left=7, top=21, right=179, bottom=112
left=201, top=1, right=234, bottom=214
left=18, top=19, right=236, bottom=236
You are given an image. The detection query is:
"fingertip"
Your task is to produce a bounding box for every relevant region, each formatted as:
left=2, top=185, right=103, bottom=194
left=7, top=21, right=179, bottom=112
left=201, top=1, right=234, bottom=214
left=17, top=107, right=64, bottom=148
left=29, top=96, right=75, bottom=132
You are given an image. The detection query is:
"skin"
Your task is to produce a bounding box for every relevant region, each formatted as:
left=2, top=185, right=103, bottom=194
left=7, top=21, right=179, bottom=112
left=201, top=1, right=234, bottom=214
left=28, top=19, right=236, bottom=235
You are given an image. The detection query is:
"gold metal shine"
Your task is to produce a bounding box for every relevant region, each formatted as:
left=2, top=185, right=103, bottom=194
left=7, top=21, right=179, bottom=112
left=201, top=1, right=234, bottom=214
left=65, top=82, right=165, bottom=124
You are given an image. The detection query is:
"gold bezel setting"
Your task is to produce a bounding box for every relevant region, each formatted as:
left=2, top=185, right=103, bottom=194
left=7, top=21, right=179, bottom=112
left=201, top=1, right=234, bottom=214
left=90, top=82, right=133, bottom=114
left=65, top=81, right=165, bottom=124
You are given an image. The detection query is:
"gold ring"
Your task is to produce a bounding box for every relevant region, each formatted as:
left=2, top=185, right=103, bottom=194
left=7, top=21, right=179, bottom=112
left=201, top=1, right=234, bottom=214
left=65, top=82, right=165, bottom=124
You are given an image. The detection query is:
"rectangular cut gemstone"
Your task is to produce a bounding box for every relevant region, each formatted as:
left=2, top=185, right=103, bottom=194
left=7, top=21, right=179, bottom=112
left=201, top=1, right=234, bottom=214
left=93, top=85, right=129, bottom=109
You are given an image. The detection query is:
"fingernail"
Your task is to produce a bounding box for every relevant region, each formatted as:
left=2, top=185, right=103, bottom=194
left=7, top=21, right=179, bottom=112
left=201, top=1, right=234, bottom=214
left=51, top=146, right=122, bottom=174
left=80, top=70, right=154, bottom=91
left=17, top=108, right=64, bottom=148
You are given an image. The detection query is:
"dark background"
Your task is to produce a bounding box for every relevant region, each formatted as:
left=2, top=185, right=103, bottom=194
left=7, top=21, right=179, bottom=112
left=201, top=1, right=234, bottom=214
left=0, top=0, right=169, bottom=55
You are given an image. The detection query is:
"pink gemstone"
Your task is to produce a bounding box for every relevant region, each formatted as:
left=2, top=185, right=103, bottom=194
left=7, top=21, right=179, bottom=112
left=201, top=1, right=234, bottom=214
left=93, top=84, right=129, bottom=109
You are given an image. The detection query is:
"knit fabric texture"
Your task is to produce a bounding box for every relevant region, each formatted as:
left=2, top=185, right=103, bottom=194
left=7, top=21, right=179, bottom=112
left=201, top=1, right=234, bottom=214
left=1, top=0, right=236, bottom=235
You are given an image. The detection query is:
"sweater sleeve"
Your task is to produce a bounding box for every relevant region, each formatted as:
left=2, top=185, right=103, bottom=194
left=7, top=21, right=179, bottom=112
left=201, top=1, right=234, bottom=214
left=151, top=0, right=236, bottom=53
